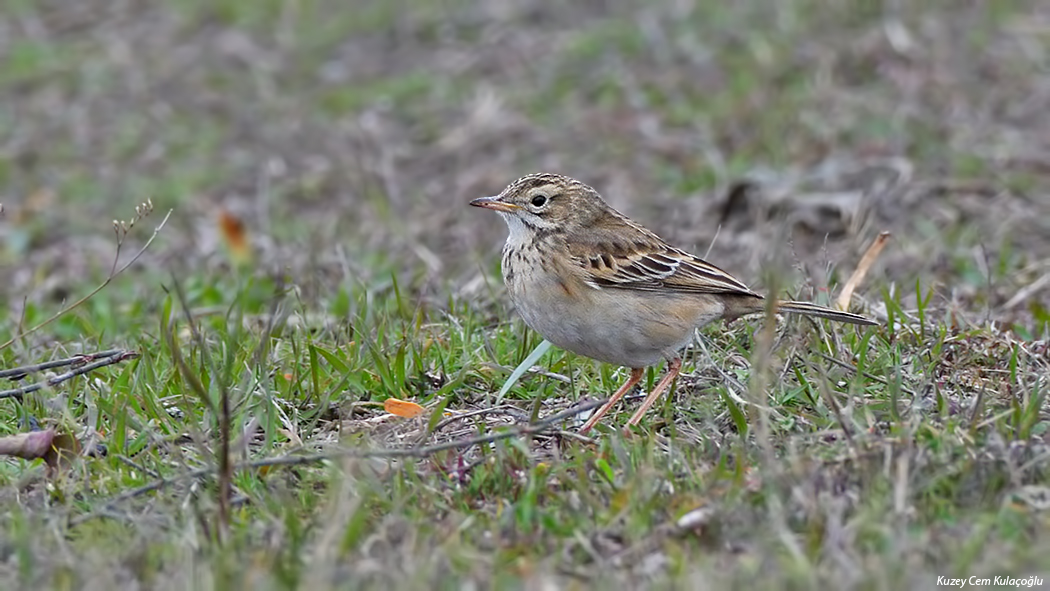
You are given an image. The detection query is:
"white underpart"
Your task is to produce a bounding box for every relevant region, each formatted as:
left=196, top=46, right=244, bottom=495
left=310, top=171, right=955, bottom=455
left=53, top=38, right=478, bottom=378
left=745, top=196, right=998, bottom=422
left=499, top=211, right=532, bottom=248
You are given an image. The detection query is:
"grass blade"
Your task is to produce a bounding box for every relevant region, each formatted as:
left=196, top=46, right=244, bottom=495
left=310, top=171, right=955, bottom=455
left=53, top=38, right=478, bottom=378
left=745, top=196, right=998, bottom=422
left=494, top=339, right=552, bottom=405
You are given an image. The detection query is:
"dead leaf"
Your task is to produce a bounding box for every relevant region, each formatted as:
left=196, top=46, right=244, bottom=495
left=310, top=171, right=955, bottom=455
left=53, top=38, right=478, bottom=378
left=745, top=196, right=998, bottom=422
left=218, top=208, right=253, bottom=266
left=43, top=431, right=81, bottom=473
left=0, top=429, right=56, bottom=460
left=384, top=397, right=425, bottom=418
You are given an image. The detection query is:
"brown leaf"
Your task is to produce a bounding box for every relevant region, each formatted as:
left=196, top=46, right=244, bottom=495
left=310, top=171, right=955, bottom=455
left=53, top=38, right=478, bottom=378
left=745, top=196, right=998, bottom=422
left=0, top=429, right=56, bottom=460
left=44, top=431, right=81, bottom=472
left=0, top=429, right=82, bottom=475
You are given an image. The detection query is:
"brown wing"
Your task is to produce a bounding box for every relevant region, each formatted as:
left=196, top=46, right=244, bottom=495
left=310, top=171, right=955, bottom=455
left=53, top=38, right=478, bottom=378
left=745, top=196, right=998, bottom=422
left=566, top=210, right=761, bottom=298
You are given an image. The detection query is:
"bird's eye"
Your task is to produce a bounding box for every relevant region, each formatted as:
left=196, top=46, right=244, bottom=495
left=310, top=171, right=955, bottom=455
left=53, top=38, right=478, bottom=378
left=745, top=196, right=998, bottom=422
left=531, top=194, right=548, bottom=207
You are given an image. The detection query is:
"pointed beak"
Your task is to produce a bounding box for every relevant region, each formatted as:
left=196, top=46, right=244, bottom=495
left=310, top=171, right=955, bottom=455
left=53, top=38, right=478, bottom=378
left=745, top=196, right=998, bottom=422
left=469, top=196, right=521, bottom=213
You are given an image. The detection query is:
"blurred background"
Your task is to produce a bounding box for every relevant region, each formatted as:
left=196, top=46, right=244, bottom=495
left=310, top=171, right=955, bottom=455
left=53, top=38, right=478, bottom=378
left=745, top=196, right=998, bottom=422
left=2, top=0, right=1048, bottom=333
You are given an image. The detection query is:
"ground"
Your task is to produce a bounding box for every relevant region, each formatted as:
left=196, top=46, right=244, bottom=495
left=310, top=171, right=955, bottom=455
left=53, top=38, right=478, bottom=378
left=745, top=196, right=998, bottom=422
left=1, top=0, right=1049, bottom=589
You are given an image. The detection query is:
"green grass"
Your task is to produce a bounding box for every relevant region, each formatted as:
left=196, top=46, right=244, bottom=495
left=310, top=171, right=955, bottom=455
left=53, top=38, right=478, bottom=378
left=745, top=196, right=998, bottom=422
left=2, top=0, right=1050, bottom=588
left=3, top=247, right=1048, bottom=587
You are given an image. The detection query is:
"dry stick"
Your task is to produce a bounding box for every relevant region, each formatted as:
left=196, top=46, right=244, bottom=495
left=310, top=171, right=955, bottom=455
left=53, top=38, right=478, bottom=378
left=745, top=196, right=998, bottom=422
left=415, top=406, right=532, bottom=448
left=553, top=429, right=598, bottom=445
left=430, top=405, right=532, bottom=435
left=168, top=277, right=232, bottom=537
left=815, top=366, right=856, bottom=449
left=752, top=279, right=807, bottom=564
left=1, top=209, right=173, bottom=351
left=0, top=349, right=125, bottom=380
left=968, top=384, right=988, bottom=436
left=69, top=398, right=608, bottom=527
left=816, top=352, right=917, bottom=397
left=1002, top=271, right=1050, bottom=310
left=836, top=231, right=890, bottom=311
left=218, top=370, right=232, bottom=535
left=0, top=351, right=139, bottom=399
left=246, top=398, right=607, bottom=467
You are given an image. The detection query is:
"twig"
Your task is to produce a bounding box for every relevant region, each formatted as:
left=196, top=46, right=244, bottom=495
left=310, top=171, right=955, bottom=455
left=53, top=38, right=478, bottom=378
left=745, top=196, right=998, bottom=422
left=0, top=349, right=124, bottom=380
left=249, top=398, right=607, bottom=466
left=169, top=276, right=232, bottom=536
left=115, top=454, right=161, bottom=479
left=816, top=366, right=855, bottom=449
left=429, top=405, right=532, bottom=435
left=837, top=231, right=890, bottom=311
left=1, top=207, right=172, bottom=350
left=0, top=351, right=139, bottom=399
left=1002, top=271, right=1050, bottom=310
left=816, top=352, right=916, bottom=396
left=69, top=398, right=608, bottom=526
left=70, top=468, right=207, bottom=528
left=553, top=430, right=599, bottom=445
left=968, top=384, right=987, bottom=435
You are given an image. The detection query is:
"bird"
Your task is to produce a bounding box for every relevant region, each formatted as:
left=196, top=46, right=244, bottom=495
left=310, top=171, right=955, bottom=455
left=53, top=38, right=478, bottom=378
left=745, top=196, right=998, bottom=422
left=470, top=173, right=877, bottom=434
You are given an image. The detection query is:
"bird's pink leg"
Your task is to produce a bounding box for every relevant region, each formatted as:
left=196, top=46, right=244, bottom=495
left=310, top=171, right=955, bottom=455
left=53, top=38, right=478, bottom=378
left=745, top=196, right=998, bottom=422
left=625, top=357, right=683, bottom=430
left=578, top=367, right=645, bottom=434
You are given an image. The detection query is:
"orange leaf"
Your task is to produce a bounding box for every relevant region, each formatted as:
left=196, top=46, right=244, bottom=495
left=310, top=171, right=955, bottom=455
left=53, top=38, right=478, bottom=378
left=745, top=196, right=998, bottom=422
left=384, top=398, right=425, bottom=418
left=217, top=208, right=253, bottom=265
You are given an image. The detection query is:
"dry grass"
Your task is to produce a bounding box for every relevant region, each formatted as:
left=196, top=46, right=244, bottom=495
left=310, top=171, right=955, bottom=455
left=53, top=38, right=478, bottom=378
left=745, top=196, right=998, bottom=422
left=2, top=0, right=1049, bottom=588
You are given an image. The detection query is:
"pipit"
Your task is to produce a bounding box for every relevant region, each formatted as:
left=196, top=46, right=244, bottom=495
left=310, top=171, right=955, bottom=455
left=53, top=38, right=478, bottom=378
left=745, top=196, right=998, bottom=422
left=471, top=173, right=877, bottom=434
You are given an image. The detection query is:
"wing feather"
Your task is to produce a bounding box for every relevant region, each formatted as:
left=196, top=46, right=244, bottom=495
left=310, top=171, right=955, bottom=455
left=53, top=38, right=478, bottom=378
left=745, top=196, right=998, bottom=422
left=566, top=211, right=760, bottom=297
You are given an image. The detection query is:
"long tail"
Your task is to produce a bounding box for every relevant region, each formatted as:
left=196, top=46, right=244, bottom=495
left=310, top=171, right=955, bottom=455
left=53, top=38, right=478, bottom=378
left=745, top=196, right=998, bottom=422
left=776, top=300, right=878, bottom=326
